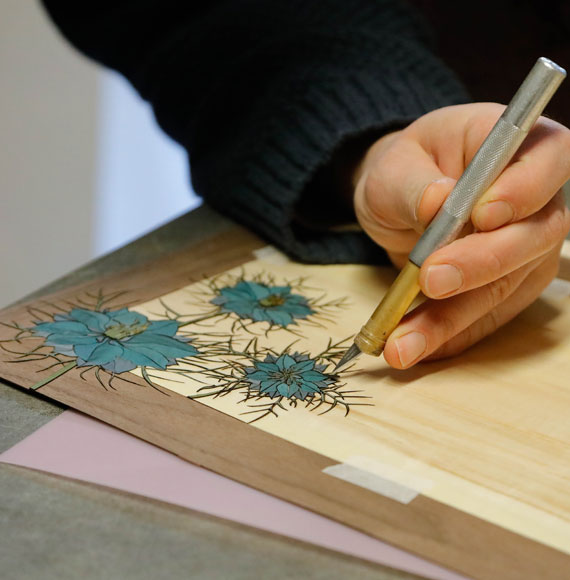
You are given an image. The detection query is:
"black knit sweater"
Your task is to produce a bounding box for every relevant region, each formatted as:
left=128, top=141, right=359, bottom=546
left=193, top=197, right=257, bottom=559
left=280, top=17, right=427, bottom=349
left=40, top=0, right=469, bottom=264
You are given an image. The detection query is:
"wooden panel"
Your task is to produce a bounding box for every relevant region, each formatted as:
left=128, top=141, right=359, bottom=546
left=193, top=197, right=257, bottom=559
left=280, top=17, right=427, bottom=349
left=2, top=226, right=570, bottom=580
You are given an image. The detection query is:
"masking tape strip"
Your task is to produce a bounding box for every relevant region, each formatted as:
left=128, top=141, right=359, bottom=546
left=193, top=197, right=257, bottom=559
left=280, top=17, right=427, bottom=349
left=252, top=245, right=291, bottom=265
left=322, top=455, right=433, bottom=505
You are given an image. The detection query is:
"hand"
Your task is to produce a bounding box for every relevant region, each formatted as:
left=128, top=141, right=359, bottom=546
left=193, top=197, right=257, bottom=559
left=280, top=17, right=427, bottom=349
left=353, top=103, right=570, bottom=369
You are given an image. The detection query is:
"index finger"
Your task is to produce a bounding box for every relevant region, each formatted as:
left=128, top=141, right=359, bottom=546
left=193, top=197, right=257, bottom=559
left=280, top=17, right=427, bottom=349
left=472, top=117, right=570, bottom=231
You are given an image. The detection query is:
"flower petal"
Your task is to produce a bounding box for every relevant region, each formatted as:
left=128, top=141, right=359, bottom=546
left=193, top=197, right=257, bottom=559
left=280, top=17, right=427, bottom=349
left=50, top=344, right=76, bottom=357
left=74, top=342, right=102, bottom=361
left=277, top=354, right=297, bottom=370
left=244, top=282, right=271, bottom=300
left=109, top=309, right=148, bottom=327
left=276, top=383, right=294, bottom=398
left=87, top=342, right=124, bottom=366
left=45, top=334, right=99, bottom=346
left=250, top=307, right=271, bottom=322
left=298, top=381, right=322, bottom=393
left=146, top=319, right=179, bottom=337
left=222, top=300, right=258, bottom=317
left=53, top=313, right=71, bottom=322
left=220, top=287, right=251, bottom=300
left=300, top=370, right=328, bottom=382
left=254, top=362, right=279, bottom=373
left=283, top=304, right=313, bottom=318
left=210, top=295, right=227, bottom=305
left=120, top=344, right=170, bottom=369
left=247, top=370, right=271, bottom=381
left=103, top=357, right=138, bottom=373
left=126, top=333, right=198, bottom=358
left=267, top=311, right=293, bottom=326
left=291, top=360, right=314, bottom=372
left=69, top=309, right=111, bottom=332
left=259, top=379, right=279, bottom=393
left=33, top=321, right=90, bottom=336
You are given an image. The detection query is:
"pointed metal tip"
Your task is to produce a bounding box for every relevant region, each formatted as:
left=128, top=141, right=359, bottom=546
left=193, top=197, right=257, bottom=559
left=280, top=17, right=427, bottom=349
left=334, top=343, right=362, bottom=372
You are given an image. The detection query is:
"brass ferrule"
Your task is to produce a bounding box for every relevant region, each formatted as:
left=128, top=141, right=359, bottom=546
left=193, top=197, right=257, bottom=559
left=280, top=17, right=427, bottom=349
left=354, top=261, right=421, bottom=356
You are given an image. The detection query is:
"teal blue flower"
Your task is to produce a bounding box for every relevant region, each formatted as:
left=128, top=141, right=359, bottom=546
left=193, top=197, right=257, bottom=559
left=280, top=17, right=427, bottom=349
left=243, top=352, right=336, bottom=400
left=211, top=281, right=313, bottom=326
left=32, top=307, right=198, bottom=373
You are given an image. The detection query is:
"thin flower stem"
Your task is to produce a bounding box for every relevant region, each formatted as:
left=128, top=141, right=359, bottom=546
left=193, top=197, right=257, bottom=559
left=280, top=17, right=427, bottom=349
left=30, top=361, right=77, bottom=391
left=177, top=312, right=222, bottom=327
left=188, top=387, right=230, bottom=399
left=94, top=289, right=106, bottom=311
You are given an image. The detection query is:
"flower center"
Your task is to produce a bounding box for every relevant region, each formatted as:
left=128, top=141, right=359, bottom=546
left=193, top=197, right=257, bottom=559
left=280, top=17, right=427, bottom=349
left=258, top=294, right=286, bottom=308
left=271, top=368, right=299, bottom=384
left=104, top=320, right=149, bottom=340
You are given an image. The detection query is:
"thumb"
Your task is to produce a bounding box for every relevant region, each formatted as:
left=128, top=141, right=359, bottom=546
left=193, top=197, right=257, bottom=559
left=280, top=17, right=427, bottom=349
left=354, top=136, right=456, bottom=254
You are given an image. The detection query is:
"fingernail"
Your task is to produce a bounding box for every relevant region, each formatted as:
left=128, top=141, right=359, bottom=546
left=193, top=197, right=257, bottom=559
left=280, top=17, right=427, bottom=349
left=394, top=331, right=427, bottom=368
left=425, top=264, right=463, bottom=297
left=473, top=200, right=514, bottom=230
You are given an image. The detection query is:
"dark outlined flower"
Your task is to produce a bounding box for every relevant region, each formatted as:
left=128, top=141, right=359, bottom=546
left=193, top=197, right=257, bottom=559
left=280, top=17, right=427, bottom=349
left=32, top=307, right=198, bottom=373
left=210, top=281, right=313, bottom=326
left=243, top=352, right=336, bottom=400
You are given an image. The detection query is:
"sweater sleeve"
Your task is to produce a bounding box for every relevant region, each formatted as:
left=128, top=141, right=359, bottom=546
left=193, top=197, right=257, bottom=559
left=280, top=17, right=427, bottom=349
left=40, top=0, right=469, bottom=264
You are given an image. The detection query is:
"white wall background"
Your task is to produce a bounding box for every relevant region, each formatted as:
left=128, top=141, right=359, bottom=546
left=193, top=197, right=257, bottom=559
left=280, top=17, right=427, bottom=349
left=0, top=1, right=199, bottom=308
left=96, top=72, right=200, bottom=256
left=1, top=0, right=98, bottom=307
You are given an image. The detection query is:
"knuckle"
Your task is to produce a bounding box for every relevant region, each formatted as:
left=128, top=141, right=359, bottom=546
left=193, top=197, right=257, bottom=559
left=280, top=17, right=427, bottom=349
left=429, top=309, right=458, bottom=345
left=543, top=202, right=570, bottom=245
left=484, top=249, right=504, bottom=281
left=452, top=324, right=476, bottom=354
left=485, top=308, right=502, bottom=336
left=486, top=275, right=513, bottom=308
left=430, top=322, right=478, bottom=361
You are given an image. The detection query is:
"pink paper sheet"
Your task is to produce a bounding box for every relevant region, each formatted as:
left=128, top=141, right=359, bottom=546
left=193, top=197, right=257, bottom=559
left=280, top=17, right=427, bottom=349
left=0, top=410, right=467, bottom=580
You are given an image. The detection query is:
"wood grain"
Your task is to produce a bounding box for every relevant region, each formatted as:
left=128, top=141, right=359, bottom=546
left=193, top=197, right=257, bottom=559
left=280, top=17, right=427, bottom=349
left=2, top=226, right=570, bottom=580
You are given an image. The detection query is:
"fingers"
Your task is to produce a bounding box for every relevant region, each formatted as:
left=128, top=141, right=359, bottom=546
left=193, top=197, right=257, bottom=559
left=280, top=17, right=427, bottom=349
left=472, top=116, right=570, bottom=231
left=353, top=134, right=456, bottom=254
left=384, top=249, right=559, bottom=369
left=420, top=192, right=570, bottom=299
left=424, top=248, right=561, bottom=361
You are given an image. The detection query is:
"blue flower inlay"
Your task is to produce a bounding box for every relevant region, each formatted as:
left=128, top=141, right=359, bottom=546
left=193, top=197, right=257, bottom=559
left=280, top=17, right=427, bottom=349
left=211, top=281, right=313, bottom=326
left=32, top=307, right=198, bottom=373
left=243, top=352, right=336, bottom=400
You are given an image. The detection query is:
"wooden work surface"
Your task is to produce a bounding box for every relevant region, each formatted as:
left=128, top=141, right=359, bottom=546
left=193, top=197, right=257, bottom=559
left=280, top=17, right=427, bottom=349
left=2, top=211, right=570, bottom=580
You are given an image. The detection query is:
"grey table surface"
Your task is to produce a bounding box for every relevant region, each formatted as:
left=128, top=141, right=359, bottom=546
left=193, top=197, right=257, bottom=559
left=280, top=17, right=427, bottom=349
left=0, top=205, right=429, bottom=580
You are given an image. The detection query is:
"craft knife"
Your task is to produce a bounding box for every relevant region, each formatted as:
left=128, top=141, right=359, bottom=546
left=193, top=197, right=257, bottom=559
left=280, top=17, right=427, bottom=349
left=335, top=57, right=566, bottom=372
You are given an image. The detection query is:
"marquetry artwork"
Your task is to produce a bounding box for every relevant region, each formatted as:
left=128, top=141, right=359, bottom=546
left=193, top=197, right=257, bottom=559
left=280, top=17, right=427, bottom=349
left=2, top=227, right=570, bottom=580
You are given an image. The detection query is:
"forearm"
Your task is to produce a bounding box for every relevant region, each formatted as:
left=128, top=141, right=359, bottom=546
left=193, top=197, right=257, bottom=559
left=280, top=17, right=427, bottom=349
left=41, top=0, right=470, bottom=264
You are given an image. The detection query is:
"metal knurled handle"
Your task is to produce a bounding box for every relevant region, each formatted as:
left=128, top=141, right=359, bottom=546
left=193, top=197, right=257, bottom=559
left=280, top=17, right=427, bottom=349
left=443, top=118, right=526, bottom=221
left=409, top=57, right=565, bottom=267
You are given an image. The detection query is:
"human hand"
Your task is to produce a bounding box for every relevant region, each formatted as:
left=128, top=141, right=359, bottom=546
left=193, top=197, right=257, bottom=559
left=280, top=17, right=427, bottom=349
left=353, top=103, right=570, bottom=369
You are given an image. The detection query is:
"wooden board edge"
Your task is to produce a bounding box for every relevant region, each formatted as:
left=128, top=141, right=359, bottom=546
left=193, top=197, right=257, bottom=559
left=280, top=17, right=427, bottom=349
left=0, top=368, right=563, bottom=580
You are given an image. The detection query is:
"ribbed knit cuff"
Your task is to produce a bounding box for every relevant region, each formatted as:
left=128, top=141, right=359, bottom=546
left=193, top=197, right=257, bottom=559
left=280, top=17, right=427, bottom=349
left=187, top=6, right=470, bottom=265
left=196, top=58, right=468, bottom=264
